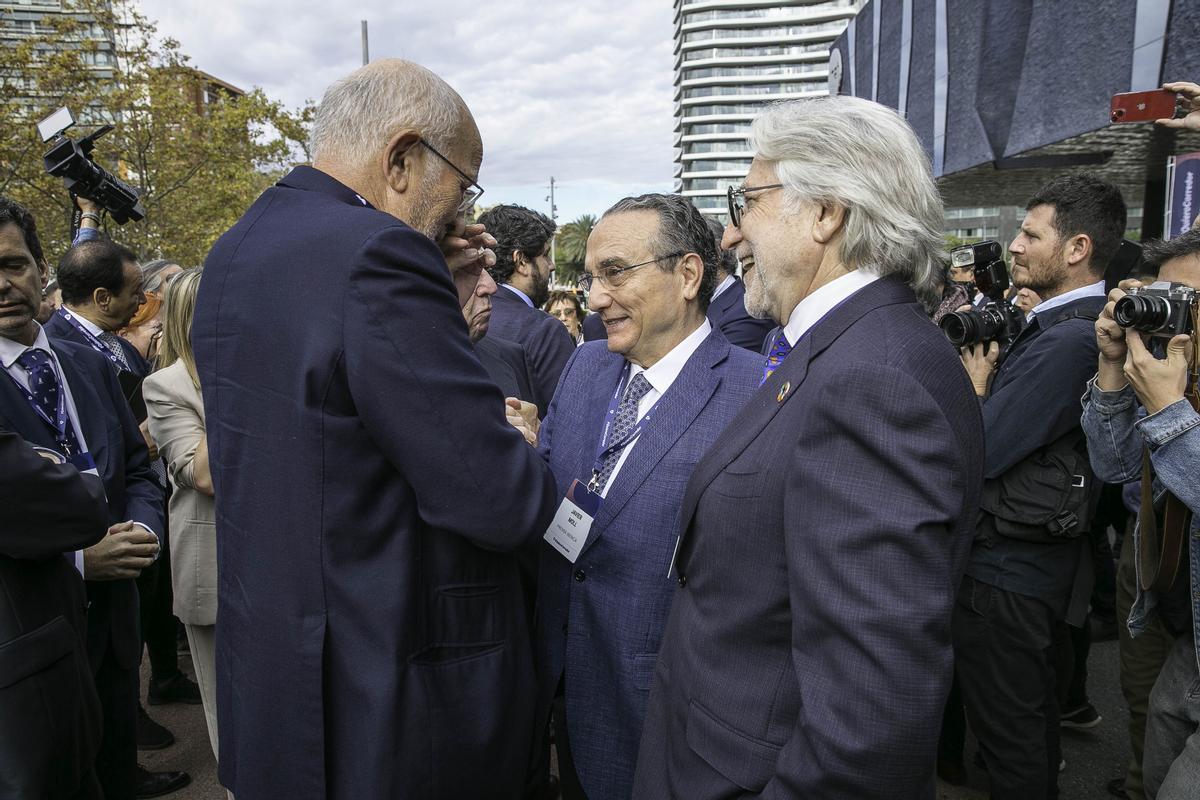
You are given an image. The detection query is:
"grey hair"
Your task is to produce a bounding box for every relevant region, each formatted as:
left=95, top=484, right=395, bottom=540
left=309, top=59, right=466, bottom=167
left=751, top=95, right=946, bottom=307
left=140, top=259, right=181, bottom=295
left=602, top=194, right=720, bottom=312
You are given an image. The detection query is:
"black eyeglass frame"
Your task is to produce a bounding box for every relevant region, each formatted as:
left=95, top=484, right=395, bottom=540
left=727, top=183, right=784, bottom=227
left=420, top=138, right=485, bottom=213
left=575, top=251, right=686, bottom=292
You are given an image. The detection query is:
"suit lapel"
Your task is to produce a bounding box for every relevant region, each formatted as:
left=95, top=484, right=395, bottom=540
left=582, top=332, right=727, bottom=556
left=675, top=276, right=917, bottom=545
left=0, top=368, right=54, bottom=446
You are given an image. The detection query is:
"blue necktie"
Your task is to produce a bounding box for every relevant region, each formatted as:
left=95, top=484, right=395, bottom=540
left=761, top=332, right=793, bottom=385
left=594, top=372, right=653, bottom=493
left=17, top=348, right=79, bottom=453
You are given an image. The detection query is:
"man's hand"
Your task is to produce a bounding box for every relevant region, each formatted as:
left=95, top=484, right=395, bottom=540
left=960, top=341, right=1000, bottom=397
left=75, top=196, right=102, bottom=228
left=1157, top=81, right=1200, bottom=131
left=1013, top=287, right=1042, bottom=315
left=83, top=522, right=159, bottom=580
left=505, top=397, right=539, bottom=446
left=1124, top=331, right=1194, bottom=415
left=440, top=221, right=497, bottom=306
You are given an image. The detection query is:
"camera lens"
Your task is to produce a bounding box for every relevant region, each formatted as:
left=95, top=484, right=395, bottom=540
left=1114, top=294, right=1170, bottom=331
left=940, top=311, right=978, bottom=347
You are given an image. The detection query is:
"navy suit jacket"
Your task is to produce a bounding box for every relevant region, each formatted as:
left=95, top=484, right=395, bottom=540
left=536, top=330, right=760, bottom=799
left=0, top=430, right=107, bottom=798
left=475, top=335, right=536, bottom=403
left=487, top=286, right=576, bottom=415
left=633, top=277, right=985, bottom=800
left=705, top=277, right=775, bottom=352
left=45, top=309, right=150, bottom=378
left=0, top=337, right=163, bottom=674
left=581, top=311, right=607, bottom=342
left=192, top=165, right=558, bottom=800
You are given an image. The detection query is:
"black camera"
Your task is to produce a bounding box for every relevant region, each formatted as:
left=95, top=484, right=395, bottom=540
left=38, top=107, right=145, bottom=225
left=1113, top=281, right=1197, bottom=338
left=939, top=240, right=1024, bottom=352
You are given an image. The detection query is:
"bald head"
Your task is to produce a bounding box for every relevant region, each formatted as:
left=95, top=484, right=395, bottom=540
left=310, top=59, right=476, bottom=169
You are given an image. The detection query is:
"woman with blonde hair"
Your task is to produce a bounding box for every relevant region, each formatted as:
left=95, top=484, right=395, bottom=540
left=141, top=269, right=222, bottom=761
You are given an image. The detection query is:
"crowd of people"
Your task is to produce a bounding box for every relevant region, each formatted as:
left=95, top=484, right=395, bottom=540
left=2, top=57, right=1199, bottom=800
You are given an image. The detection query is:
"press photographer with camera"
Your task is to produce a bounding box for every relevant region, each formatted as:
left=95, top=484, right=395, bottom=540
left=951, top=173, right=1127, bottom=800
left=1081, top=227, right=1200, bottom=800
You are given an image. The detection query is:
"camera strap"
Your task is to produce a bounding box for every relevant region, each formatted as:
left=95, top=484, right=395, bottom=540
left=1138, top=312, right=1200, bottom=594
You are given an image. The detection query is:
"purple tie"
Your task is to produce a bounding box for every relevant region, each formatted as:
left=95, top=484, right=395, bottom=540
left=761, top=332, right=792, bottom=385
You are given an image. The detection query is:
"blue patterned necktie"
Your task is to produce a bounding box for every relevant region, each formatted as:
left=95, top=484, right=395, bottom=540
left=593, top=372, right=653, bottom=493
left=17, top=348, right=79, bottom=453
left=761, top=331, right=793, bottom=385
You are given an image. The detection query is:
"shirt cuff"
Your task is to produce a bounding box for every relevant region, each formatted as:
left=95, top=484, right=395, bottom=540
left=1134, top=398, right=1200, bottom=449
left=131, top=521, right=161, bottom=561
left=1086, top=375, right=1137, bottom=414
left=71, top=226, right=103, bottom=246
left=74, top=549, right=85, bottom=578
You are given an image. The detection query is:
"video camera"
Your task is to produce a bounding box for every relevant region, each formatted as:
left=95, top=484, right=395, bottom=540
left=1114, top=281, right=1197, bottom=338
left=37, top=107, right=145, bottom=225
left=939, top=240, right=1024, bottom=354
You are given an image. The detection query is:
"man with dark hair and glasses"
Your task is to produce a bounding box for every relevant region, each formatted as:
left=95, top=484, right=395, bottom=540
left=479, top=204, right=574, bottom=417
left=191, top=59, right=555, bottom=800
left=533, top=192, right=760, bottom=800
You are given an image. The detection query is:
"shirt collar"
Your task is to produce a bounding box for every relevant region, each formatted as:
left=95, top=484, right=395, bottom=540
left=710, top=274, right=736, bottom=301
left=501, top=284, right=534, bottom=308
left=782, top=269, right=881, bottom=347
left=0, top=324, right=52, bottom=370
left=629, top=320, right=712, bottom=397
left=1027, top=279, right=1106, bottom=322
left=63, top=306, right=105, bottom=337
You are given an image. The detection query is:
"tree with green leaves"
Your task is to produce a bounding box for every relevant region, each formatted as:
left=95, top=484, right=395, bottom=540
left=0, top=0, right=310, bottom=267
left=554, top=213, right=595, bottom=285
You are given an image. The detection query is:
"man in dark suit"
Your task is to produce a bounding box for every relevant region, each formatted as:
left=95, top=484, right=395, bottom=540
left=480, top=204, right=576, bottom=414
left=0, top=428, right=108, bottom=800
left=581, top=309, right=607, bottom=342
left=46, top=239, right=150, bottom=379
left=192, top=60, right=557, bottom=800
left=461, top=263, right=536, bottom=402
left=537, top=194, right=760, bottom=800
left=0, top=197, right=185, bottom=799
left=633, top=96, right=985, bottom=799
left=702, top=215, right=775, bottom=352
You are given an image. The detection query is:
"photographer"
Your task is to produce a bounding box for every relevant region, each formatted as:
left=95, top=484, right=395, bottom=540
left=1081, top=228, right=1200, bottom=800
left=952, top=173, right=1127, bottom=800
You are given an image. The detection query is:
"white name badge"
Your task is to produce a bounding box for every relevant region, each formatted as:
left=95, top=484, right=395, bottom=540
left=544, top=479, right=601, bottom=563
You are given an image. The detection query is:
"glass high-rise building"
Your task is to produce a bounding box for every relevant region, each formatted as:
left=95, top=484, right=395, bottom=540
left=673, top=0, right=862, bottom=217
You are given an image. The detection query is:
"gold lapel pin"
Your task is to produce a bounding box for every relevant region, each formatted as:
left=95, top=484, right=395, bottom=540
left=777, top=382, right=790, bottom=403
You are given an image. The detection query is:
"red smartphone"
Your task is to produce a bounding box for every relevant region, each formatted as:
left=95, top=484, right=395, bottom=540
left=1111, top=89, right=1180, bottom=123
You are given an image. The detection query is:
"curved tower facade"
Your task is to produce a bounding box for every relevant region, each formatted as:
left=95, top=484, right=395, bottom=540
left=673, top=0, right=862, bottom=217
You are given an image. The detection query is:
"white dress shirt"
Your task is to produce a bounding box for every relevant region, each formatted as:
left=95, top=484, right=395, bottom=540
left=1026, top=279, right=1106, bottom=322
left=781, top=269, right=881, bottom=347
left=710, top=274, right=736, bottom=302
left=599, top=320, right=712, bottom=498
left=66, top=307, right=106, bottom=338
left=0, top=324, right=95, bottom=576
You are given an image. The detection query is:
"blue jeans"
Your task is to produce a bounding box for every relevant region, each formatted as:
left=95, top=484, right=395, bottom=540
left=1144, top=633, right=1200, bottom=799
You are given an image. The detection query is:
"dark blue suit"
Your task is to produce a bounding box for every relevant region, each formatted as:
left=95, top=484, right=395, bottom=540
left=633, top=277, right=985, bottom=799
left=487, top=285, right=576, bottom=415
left=0, top=335, right=163, bottom=798
left=705, top=277, right=775, bottom=352
left=581, top=312, right=607, bottom=342
left=192, top=166, right=558, bottom=800
left=45, top=310, right=150, bottom=378
left=536, top=330, right=760, bottom=799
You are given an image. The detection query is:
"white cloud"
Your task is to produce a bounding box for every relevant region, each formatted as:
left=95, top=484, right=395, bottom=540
left=144, top=0, right=678, bottom=220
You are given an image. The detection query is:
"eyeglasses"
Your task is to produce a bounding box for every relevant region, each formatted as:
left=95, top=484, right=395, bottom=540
left=575, top=252, right=685, bottom=292
left=420, top=138, right=485, bottom=213
left=727, top=183, right=784, bottom=228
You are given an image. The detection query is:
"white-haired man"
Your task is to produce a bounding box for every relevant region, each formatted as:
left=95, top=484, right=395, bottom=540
left=192, top=59, right=557, bottom=800
left=632, top=95, right=985, bottom=799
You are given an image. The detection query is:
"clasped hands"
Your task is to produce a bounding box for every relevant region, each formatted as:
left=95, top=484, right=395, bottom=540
left=1096, top=280, right=1195, bottom=415
left=83, top=521, right=160, bottom=581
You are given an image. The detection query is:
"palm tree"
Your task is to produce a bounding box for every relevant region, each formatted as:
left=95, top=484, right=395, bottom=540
left=554, top=214, right=596, bottom=285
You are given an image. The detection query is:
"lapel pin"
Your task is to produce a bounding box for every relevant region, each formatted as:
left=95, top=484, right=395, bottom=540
left=777, top=382, right=790, bottom=403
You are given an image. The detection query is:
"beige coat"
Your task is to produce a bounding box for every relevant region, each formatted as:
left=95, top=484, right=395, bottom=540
left=143, top=360, right=216, bottom=626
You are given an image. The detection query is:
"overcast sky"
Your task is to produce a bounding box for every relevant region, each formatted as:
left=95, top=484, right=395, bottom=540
left=145, top=1, right=679, bottom=222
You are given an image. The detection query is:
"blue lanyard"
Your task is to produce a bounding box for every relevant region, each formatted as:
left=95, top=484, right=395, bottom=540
left=3, top=359, right=77, bottom=456
left=58, top=308, right=123, bottom=369
left=587, top=364, right=660, bottom=490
